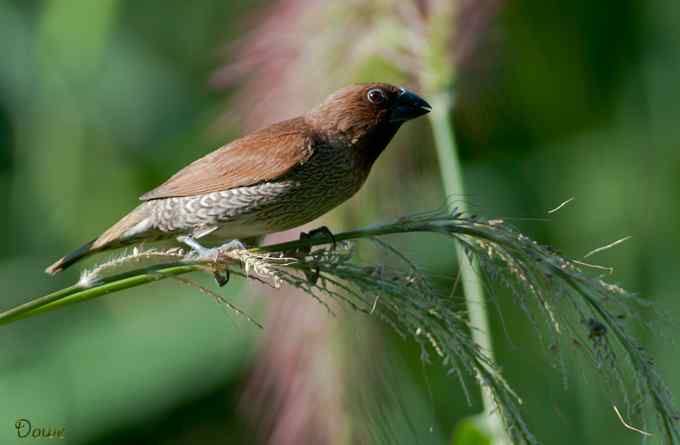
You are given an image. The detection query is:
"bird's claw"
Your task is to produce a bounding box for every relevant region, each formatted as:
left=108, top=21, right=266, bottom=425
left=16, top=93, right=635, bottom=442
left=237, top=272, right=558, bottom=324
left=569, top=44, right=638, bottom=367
left=295, top=226, right=336, bottom=285
left=177, top=235, right=216, bottom=260
left=304, top=267, right=321, bottom=285
left=178, top=236, right=245, bottom=261
left=308, top=226, right=337, bottom=250
left=178, top=236, right=245, bottom=287
left=212, top=270, right=230, bottom=287
left=297, top=226, right=336, bottom=257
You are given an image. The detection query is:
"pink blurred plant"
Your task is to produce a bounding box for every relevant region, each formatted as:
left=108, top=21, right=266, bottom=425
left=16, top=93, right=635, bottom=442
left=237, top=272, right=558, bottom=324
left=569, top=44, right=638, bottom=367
left=212, top=0, right=503, bottom=130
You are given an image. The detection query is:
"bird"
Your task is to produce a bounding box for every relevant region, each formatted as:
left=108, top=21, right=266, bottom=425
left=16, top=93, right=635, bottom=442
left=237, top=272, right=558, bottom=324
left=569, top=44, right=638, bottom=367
left=45, top=83, right=431, bottom=275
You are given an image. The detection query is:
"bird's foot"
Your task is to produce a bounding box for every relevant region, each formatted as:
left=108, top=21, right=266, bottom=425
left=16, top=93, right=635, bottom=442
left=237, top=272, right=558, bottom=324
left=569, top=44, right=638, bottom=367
left=212, top=270, right=230, bottom=287
left=298, top=226, right=337, bottom=255
left=178, top=235, right=219, bottom=261
left=177, top=236, right=245, bottom=287
left=178, top=236, right=246, bottom=260
left=295, top=226, right=336, bottom=285
left=303, top=266, right=321, bottom=286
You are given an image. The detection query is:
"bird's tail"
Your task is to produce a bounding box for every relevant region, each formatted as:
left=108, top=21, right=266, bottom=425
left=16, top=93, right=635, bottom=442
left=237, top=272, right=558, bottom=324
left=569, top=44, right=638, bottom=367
left=44, top=239, right=100, bottom=275
left=45, top=205, right=150, bottom=275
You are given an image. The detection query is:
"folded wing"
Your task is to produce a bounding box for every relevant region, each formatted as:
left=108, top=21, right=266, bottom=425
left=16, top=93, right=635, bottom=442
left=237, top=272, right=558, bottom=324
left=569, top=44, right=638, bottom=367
left=140, top=117, right=315, bottom=201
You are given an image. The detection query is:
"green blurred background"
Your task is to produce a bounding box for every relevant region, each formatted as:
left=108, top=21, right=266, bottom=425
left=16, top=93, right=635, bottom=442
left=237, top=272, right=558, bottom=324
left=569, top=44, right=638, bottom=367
left=1, top=0, right=679, bottom=444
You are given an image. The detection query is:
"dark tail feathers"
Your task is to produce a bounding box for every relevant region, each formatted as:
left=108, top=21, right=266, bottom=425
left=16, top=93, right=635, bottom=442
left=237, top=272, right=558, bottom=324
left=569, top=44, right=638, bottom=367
left=45, top=204, right=150, bottom=275
left=45, top=239, right=98, bottom=275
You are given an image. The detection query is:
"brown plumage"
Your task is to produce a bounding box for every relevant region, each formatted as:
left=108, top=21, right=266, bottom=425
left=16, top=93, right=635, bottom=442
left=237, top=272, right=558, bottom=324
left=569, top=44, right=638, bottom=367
left=139, top=120, right=315, bottom=200
left=45, top=83, right=431, bottom=274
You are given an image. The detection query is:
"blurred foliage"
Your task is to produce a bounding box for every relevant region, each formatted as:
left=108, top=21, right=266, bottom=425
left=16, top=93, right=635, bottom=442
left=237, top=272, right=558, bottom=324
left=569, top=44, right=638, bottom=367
left=451, top=418, right=492, bottom=445
left=1, top=0, right=680, bottom=444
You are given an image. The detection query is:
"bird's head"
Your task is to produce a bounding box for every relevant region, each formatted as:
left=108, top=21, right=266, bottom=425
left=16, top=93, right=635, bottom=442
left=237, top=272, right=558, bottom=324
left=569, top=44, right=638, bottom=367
left=305, top=83, right=431, bottom=161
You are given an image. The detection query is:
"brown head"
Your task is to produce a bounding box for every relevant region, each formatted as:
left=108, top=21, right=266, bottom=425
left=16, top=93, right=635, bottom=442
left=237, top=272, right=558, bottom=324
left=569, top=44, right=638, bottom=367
left=305, top=83, right=431, bottom=166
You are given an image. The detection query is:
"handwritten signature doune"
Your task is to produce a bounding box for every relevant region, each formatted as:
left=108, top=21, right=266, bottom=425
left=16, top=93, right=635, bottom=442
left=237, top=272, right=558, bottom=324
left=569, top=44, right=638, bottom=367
left=15, top=418, right=65, bottom=440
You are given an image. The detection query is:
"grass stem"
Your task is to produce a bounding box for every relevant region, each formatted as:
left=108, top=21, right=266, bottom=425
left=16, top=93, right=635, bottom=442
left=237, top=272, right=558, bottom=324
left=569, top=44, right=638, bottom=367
left=428, top=94, right=507, bottom=442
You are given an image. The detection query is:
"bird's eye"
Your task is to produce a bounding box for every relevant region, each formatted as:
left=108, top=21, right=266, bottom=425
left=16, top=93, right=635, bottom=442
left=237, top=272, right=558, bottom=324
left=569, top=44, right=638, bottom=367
left=366, top=88, right=386, bottom=105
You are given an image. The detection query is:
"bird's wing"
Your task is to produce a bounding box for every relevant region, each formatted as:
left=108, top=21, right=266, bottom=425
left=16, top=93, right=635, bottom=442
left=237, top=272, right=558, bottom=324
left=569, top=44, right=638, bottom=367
left=140, top=118, right=315, bottom=201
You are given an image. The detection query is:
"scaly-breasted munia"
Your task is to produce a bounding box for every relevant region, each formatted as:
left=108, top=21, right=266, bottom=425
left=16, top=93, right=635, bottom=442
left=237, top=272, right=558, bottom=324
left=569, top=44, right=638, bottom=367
left=46, top=83, right=431, bottom=274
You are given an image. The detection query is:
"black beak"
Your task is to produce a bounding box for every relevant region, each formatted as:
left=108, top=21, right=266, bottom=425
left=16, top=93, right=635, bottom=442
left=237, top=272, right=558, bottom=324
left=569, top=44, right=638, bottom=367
left=389, top=88, right=432, bottom=123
